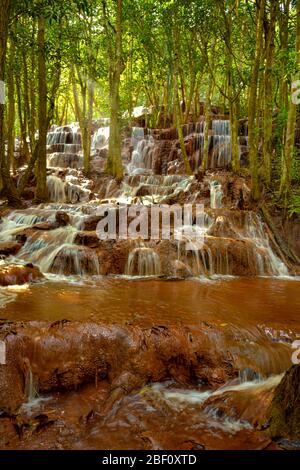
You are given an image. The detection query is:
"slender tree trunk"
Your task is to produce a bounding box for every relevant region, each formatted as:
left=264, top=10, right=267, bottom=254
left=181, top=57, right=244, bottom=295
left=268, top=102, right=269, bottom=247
left=35, top=15, right=48, bottom=202
left=16, top=73, right=30, bottom=162
left=224, top=8, right=240, bottom=173
left=184, top=39, right=196, bottom=122
left=0, top=0, right=20, bottom=205
left=72, top=65, right=94, bottom=176
left=23, top=53, right=35, bottom=153
left=7, top=39, right=15, bottom=171
left=247, top=0, right=266, bottom=201
left=18, top=27, right=60, bottom=198
left=184, top=70, right=196, bottom=123
left=229, top=100, right=240, bottom=172
left=202, top=78, right=214, bottom=170
left=71, top=65, right=82, bottom=124
left=174, top=84, right=192, bottom=175
left=106, top=0, right=124, bottom=180
left=263, top=1, right=277, bottom=185
left=279, top=1, right=290, bottom=112
left=173, top=22, right=192, bottom=175
left=279, top=0, right=300, bottom=203
left=29, top=30, right=37, bottom=151
left=85, top=78, right=94, bottom=174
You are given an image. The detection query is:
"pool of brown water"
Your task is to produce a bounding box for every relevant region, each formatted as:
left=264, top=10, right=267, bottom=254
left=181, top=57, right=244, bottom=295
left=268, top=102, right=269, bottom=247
left=1, top=276, right=300, bottom=329
left=1, top=276, right=299, bottom=450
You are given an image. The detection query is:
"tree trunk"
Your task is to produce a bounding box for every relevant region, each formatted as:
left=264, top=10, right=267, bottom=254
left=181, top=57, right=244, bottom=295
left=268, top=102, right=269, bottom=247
left=279, top=0, right=300, bottom=203
left=22, top=52, right=36, bottom=155
left=279, top=1, right=290, bottom=112
left=202, top=78, right=214, bottom=170
left=16, top=72, right=30, bottom=162
left=173, top=22, right=192, bottom=175
left=247, top=0, right=266, bottom=201
left=106, top=0, right=124, bottom=181
left=29, top=27, right=37, bottom=152
left=0, top=0, right=20, bottom=205
left=80, top=73, right=94, bottom=177
left=35, top=15, right=48, bottom=202
left=263, top=1, right=277, bottom=185
left=224, top=9, right=240, bottom=173
left=7, top=39, right=15, bottom=171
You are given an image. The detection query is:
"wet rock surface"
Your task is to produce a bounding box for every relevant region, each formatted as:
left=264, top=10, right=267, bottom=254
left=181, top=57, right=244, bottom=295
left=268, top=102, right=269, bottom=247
left=267, top=365, right=300, bottom=440
left=0, top=320, right=238, bottom=410
left=0, top=317, right=291, bottom=450
left=0, top=264, right=44, bottom=286
left=0, top=242, right=22, bottom=257
left=0, top=145, right=299, bottom=451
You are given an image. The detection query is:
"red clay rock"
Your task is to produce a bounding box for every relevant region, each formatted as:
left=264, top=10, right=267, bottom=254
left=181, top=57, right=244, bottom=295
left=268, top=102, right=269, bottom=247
left=32, top=222, right=58, bottom=230
left=0, top=320, right=239, bottom=412
left=0, top=242, right=22, bottom=256
left=0, top=264, right=44, bottom=286
left=83, top=215, right=103, bottom=231
left=172, top=260, right=193, bottom=278
left=75, top=231, right=100, bottom=248
left=207, top=216, right=240, bottom=239
left=49, top=246, right=99, bottom=275
left=55, top=211, right=70, bottom=227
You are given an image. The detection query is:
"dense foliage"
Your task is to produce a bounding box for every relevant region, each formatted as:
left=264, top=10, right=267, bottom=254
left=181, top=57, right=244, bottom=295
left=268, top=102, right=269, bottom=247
left=0, top=0, right=300, bottom=210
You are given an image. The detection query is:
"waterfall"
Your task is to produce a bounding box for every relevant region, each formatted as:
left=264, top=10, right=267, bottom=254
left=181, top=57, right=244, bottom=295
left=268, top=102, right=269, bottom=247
left=91, top=126, right=110, bottom=151
left=0, top=210, right=48, bottom=242
left=47, top=174, right=91, bottom=204
left=126, top=246, right=161, bottom=276
left=17, top=226, right=78, bottom=272
left=25, top=368, right=39, bottom=402
left=244, top=213, right=289, bottom=277
left=121, top=175, right=195, bottom=203
left=178, top=241, right=214, bottom=277
left=47, top=175, right=66, bottom=203
left=171, top=119, right=249, bottom=171
left=210, top=181, right=223, bottom=209
left=49, top=244, right=100, bottom=276
left=22, top=358, right=39, bottom=403
left=132, top=127, right=145, bottom=139
left=47, top=124, right=82, bottom=169
left=0, top=203, right=103, bottom=277
left=212, top=120, right=230, bottom=136
left=127, top=128, right=156, bottom=175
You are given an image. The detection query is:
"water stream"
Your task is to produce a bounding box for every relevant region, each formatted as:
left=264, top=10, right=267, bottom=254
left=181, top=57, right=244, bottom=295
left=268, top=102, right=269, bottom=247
left=0, top=121, right=298, bottom=450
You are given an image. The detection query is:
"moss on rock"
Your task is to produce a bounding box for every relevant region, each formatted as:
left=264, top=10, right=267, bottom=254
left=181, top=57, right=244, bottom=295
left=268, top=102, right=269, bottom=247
left=267, top=365, right=300, bottom=439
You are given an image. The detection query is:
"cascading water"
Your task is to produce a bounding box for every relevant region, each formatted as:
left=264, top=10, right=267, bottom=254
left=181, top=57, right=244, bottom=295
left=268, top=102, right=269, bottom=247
left=24, top=366, right=39, bottom=403
left=127, top=128, right=156, bottom=175
left=49, top=244, right=100, bottom=276
left=0, top=114, right=289, bottom=282
left=170, top=119, right=248, bottom=172
left=126, top=246, right=161, bottom=276
left=47, top=124, right=83, bottom=169
left=47, top=175, right=66, bottom=203
left=17, top=227, right=78, bottom=273
left=0, top=149, right=297, bottom=452
left=91, top=126, right=110, bottom=151
left=46, top=122, right=93, bottom=204
left=174, top=211, right=214, bottom=276
left=244, top=212, right=289, bottom=277
left=211, top=120, right=231, bottom=167
left=121, top=174, right=195, bottom=204
left=46, top=172, right=92, bottom=204
left=0, top=205, right=101, bottom=277
left=210, top=180, right=223, bottom=209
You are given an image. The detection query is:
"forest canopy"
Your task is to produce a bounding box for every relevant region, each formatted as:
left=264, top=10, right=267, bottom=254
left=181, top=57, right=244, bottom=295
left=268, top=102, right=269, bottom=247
left=0, top=0, right=300, bottom=212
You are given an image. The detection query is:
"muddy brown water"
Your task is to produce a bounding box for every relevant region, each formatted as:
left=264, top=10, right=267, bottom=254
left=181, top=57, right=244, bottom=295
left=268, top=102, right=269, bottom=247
left=1, top=276, right=300, bottom=328
left=0, top=276, right=300, bottom=450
